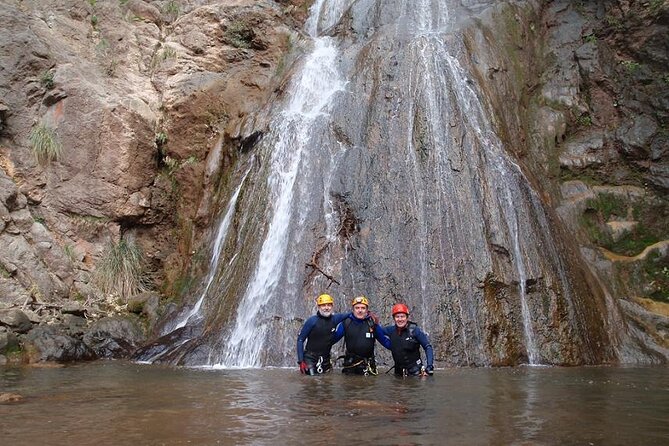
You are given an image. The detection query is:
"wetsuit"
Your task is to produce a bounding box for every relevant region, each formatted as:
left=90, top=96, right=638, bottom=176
left=297, top=311, right=348, bottom=375
left=384, top=322, right=434, bottom=376
left=333, top=313, right=391, bottom=375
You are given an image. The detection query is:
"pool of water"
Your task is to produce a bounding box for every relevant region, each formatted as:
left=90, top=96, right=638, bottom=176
left=1, top=362, right=667, bottom=445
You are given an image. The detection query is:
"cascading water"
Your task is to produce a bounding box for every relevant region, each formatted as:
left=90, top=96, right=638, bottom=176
left=139, top=0, right=626, bottom=367
left=213, top=0, right=349, bottom=367
left=166, top=167, right=251, bottom=334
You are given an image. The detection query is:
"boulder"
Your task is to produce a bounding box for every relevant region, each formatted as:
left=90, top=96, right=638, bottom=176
left=23, top=325, right=95, bottom=363
left=83, top=315, right=146, bottom=358
left=0, top=308, right=33, bottom=333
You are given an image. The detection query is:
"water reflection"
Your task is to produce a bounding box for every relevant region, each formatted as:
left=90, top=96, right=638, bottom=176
left=1, top=363, right=667, bottom=445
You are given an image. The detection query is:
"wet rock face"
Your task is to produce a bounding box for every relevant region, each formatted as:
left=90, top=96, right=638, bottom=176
left=538, top=1, right=669, bottom=360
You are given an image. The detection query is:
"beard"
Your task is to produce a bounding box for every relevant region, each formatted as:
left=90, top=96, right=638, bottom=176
left=319, top=308, right=333, bottom=317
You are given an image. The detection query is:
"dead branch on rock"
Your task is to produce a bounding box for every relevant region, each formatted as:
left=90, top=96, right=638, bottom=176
left=305, top=240, right=340, bottom=286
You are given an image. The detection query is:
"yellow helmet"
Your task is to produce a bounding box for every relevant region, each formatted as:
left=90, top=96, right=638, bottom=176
left=316, top=294, right=334, bottom=305
left=351, top=296, right=369, bottom=307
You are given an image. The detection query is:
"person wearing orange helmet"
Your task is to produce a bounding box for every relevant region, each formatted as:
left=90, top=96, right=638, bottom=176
left=332, top=296, right=391, bottom=375
left=384, top=303, right=434, bottom=376
left=296, top=293, right=349, bottom=375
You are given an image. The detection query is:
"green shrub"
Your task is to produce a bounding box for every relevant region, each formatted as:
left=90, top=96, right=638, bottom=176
left=576, top=114, right=592, bottom=127
left=96, top=238, right=148, bottom=300
left=225, top=20, right=254, bottom=49
left=155, top=131, right=168, bottom=147
left=163, top=0, right=180, bottom=22
left=649, top=0, right=664, bottom=12
left=63, top=244, right=76, bottom=262
left=29, top=123, right=62, bottom=165
left=621, top=60, right=640, bottom=73
left=584, top=34, right=597, bottom=44
left=40, top=70, right=55, bottom=90
left=585, top=193, right=627, bottom=220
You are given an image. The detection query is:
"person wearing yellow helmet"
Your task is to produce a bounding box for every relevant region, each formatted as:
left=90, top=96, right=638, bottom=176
left=296, top=293, right=348, bottom=375
left=332, top=296, right=391, bottom=375
left=384, top=303, right=434, bottom=377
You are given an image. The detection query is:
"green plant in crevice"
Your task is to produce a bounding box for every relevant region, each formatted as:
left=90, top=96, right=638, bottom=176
left=95, top=38, right=118, bottom=76
left=155, top=131, right=168, bottom=148
left=225, top=20, right=255, bottom=49
left=648, top=0, right=665, bottom=12
left=621, top=60, right=641, bottom=74
left=40, top=69, right=55, bottom=90
left=583, top=34, right=597, bottom=44
left=604, top=14, right=623, bottom=30
left=152, top=46, right=177, bottom=68
left=29, top=123, right=62, bottom=165
left=63, top=243, right=77, bottom=262
left=576, top=114, right=593, bottom=127
left=586, top=193, right=628, bottom=221
left=91, top=14, right=99, bottom=29
left=163, top=0, right=180, bottom=22
left=96, top=238, right=149, bottom=300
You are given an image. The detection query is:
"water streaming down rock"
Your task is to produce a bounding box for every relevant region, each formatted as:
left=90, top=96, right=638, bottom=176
left=167, top=167, right=252, bottom=334
left=137, top=0, right=640, bottom=367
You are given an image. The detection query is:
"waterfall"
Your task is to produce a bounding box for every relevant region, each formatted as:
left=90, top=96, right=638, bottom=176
left=214, top=4, right=348, bottom=368
left=141, top=0, right=622, bottom=367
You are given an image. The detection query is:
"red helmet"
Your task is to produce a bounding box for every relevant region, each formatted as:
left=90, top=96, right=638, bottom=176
left=392, top=303, right=409, bottom=316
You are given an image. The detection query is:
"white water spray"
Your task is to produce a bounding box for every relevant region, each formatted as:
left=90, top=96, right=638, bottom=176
left=216, top=5, right=347, bottom=368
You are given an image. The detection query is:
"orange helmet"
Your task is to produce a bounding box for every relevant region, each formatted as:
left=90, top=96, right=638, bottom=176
left=316, top=294, right=334, bottom=305
left=392, top=303, right=409, bottom=316
left=351, top=296, right=369, bottom=307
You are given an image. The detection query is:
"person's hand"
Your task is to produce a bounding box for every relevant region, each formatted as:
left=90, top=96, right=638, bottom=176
left=369, top=311, right=380, bottom=325
left=299, top=361, right=309, bottom=374
left=425, top=365, right=434, bottom=376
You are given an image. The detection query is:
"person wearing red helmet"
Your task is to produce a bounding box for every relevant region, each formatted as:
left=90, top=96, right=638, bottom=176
left=384, top=303, right=434, bottom=376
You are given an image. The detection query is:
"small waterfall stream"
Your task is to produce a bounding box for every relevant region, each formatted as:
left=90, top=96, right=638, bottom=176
left=166, top=168, right=251, bottom=334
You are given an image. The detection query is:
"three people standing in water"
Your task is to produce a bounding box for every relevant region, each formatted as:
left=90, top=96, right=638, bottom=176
left=296, top=294, right=434, bottom=376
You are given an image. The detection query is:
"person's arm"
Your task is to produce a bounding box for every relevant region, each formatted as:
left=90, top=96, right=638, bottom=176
left=374, top=323, right=391, bottom=349
left=332, top=318, right=346, bottom=343
left=415, top=327, right=434, bottom=373
left=332, top=312, right=349, bottom=325
left=296, top=316, right=316, bottom=362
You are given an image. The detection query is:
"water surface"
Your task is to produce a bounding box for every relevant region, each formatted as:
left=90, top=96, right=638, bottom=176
left=1, top=362, right=667, bottom=445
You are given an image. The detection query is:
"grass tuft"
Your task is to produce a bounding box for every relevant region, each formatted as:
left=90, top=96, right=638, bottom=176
left=29, top=123, right=62, bottom=165
left=96, top=238, right=149, bottom=300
